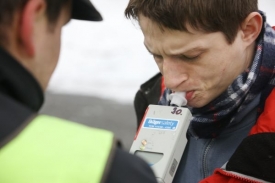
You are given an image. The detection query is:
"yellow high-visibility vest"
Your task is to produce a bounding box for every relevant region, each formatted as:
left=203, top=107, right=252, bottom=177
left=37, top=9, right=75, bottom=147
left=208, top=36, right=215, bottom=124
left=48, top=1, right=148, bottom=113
left=0, top=115, right=114, bottom=183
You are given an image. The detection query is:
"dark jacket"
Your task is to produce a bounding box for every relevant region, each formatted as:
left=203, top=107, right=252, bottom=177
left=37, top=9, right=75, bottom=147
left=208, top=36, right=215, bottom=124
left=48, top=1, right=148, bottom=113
left=134, top=72, right=165, bottom=128
left=0, top=47, right=157, bottom=183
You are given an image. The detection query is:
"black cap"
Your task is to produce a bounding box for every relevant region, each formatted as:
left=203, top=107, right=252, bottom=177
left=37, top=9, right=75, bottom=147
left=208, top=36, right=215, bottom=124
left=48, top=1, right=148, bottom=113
left=71, top=0, right=103, bottom=21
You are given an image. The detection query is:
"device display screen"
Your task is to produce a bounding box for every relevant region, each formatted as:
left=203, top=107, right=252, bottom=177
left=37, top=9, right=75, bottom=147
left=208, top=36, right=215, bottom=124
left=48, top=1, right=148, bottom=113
left=135, top=151, right=163, bottom=166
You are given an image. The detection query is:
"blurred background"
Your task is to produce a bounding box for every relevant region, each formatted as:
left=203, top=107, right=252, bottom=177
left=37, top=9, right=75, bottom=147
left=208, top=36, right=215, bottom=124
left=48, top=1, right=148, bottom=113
left=40, top=0, right=275, bottom=150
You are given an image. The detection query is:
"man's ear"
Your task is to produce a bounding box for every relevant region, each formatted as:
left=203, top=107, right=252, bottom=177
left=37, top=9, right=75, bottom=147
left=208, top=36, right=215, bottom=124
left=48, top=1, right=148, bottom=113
left=19, top=0, right=46, bottom=57
left=240, top=12, right=263, bottom=45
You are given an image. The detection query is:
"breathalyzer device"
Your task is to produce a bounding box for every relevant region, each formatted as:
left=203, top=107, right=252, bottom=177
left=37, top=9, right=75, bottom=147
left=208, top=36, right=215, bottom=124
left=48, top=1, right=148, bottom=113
left=129, top=92, right=192, bottom=183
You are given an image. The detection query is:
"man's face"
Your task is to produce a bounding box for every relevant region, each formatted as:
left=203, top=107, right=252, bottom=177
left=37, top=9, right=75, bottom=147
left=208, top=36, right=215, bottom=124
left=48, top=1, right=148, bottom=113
left=33, top=4, right=71, bottom=90
left=139, top=15, right=252, bottom=108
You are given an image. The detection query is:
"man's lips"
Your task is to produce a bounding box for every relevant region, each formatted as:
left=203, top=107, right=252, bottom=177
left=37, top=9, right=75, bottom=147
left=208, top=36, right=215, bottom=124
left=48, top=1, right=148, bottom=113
left=185, top=91, right=195, bottom=101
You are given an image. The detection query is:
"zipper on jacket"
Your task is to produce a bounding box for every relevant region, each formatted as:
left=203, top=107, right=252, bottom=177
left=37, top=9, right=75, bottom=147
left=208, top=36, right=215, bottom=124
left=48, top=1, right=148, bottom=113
left=217, top=169, right=265, bottom=183
left=202, top=139, right=215, bottom=178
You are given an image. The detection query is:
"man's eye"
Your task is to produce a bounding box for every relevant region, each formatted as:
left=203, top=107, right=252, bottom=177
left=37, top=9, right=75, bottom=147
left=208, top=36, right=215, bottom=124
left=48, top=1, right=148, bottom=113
left=180, top=54, right=200, bottom=61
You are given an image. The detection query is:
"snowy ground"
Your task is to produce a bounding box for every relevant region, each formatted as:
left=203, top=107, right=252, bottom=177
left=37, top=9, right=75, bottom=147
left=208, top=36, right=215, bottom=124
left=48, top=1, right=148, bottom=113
left=47, top=0, right=275, bottom=104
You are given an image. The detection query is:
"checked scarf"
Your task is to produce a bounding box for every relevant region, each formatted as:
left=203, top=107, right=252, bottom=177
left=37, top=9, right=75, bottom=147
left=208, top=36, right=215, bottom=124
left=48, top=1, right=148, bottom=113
left=159, top=18, right=275, bottom=139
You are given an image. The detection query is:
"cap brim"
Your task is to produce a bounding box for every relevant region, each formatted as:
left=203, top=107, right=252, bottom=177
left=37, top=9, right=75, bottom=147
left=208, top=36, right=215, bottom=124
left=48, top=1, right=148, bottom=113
left=72, top=0, right=103, bottom=21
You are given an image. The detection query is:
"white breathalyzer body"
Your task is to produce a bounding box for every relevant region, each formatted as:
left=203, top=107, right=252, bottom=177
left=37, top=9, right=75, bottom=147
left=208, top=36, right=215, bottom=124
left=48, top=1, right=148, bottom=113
left=129, top=92, right=192, bottom=183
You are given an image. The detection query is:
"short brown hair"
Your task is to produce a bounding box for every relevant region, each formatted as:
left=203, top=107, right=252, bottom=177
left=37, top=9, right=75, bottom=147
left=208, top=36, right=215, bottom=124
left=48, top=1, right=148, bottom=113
left=125, top=0, right=258, bottom=43
left=0, top=0, right=70, bottom=45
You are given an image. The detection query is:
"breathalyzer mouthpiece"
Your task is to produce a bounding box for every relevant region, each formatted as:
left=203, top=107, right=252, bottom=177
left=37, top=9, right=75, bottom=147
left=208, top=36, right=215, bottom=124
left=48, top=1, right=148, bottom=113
left=169, top=92, right=187, bottom=107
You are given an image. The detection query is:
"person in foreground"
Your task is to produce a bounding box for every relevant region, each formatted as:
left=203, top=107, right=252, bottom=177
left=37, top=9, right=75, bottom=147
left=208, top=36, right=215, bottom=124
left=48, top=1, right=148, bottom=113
left=125, top=0, right=275, bottom=182
left=0, top=0, right=158, bottom=182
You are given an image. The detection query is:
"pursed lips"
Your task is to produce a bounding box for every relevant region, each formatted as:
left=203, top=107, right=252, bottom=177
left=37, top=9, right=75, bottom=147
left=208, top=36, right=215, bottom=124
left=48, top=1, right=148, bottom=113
left=185, top=91, right=195, bottom=101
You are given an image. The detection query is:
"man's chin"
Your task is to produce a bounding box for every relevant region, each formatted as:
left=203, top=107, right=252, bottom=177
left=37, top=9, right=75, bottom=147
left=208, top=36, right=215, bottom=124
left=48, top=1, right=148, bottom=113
left=187, top=99, right=209, bottom=108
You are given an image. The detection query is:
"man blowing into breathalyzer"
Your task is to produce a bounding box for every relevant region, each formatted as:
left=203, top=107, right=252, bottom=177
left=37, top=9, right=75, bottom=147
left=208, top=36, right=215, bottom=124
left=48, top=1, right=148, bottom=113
left=125, top=0, right=275, bottom=182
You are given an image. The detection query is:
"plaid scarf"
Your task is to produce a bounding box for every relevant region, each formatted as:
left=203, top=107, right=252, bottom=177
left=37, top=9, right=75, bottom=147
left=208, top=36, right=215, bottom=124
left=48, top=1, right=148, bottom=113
left=159, top=17, right=275, bottom=138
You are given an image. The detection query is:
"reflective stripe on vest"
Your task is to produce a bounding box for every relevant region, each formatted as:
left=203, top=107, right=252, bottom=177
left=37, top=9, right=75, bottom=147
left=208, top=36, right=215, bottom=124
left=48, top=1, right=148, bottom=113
left=0, top=115, right=114, bottom=183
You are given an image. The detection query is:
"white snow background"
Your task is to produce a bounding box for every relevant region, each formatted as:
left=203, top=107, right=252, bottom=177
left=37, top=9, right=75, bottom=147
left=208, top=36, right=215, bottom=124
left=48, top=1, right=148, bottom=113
left=47, top=0, right=275, bottom=104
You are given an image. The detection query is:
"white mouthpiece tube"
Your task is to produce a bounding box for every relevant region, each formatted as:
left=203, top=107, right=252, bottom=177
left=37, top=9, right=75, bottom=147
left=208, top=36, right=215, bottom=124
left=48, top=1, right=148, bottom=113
left=169, top=92, right=187, bottom=107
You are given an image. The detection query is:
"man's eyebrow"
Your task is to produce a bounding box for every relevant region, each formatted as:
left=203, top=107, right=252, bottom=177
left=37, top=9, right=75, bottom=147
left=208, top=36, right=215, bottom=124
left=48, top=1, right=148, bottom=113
left=144, top=43, right=205, bottom=57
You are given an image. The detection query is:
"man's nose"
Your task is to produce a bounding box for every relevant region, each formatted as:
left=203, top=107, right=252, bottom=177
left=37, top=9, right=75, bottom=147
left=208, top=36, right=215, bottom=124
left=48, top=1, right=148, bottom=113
left=162, top=60, right=188, bottom=90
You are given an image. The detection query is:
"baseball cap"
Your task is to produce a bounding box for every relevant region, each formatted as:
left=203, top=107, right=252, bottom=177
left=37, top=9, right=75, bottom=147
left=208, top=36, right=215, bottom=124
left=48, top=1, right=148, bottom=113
left=72, top=0, right=102, bottom=21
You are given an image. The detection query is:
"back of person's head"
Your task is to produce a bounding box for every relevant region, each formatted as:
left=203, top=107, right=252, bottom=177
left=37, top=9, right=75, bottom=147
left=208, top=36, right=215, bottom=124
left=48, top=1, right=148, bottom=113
left=125, top=0, right=258, bottom=44
left=0, top=0, right=70, bottom=46
left=0, top=0, right=101, bottom=91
